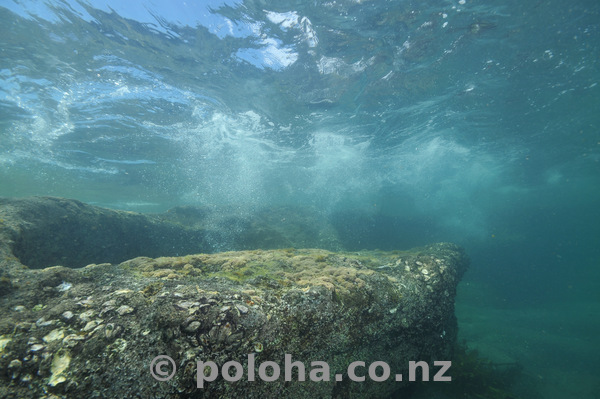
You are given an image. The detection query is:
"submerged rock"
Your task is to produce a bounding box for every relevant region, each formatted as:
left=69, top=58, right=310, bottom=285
left=0, top=197, right=468, bottom=398
left=0, top=196, right=342, bottom=270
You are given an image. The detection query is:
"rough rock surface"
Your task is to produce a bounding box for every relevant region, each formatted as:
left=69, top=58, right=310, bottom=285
left=0, top=197, right=468, bottom=398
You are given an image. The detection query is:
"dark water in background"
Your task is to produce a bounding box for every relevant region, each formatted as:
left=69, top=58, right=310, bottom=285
left=1, top=0, right=599, bottom=396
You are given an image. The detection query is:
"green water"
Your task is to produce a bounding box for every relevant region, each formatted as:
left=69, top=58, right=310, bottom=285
left=1, top=0, right=599, bottom=397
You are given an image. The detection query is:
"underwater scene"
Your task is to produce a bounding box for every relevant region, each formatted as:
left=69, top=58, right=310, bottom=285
left=0, top=0, right=599, bottom=398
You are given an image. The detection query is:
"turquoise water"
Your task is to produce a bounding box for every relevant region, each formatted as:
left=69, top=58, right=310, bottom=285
left=1, top=0, right=599, bottom=397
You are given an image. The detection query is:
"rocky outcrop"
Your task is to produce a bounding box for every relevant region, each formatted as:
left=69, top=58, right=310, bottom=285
left=0, top=197, right=468, bottom=398
left=0, top=196, right=342, bottom=270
